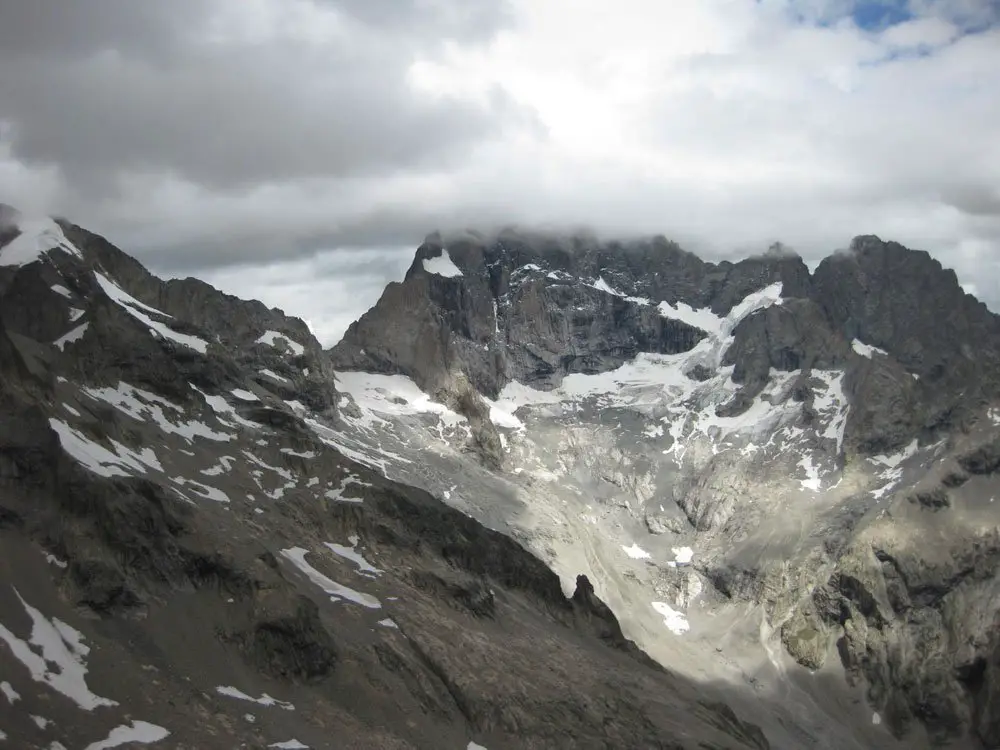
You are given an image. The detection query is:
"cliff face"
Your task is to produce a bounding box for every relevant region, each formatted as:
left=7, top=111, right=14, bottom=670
left=330, top=228, right=1000, bottom=749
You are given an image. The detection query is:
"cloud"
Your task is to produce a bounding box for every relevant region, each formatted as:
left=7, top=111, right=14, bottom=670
left=0, top=0, right=522, bottom=193
left=193, top=247, right=414, bottom=346
left=0, top=0, right=998, bottom=330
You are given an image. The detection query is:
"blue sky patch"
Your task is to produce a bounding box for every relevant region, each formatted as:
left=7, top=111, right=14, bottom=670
left=850, top=1, right=914, bottom=31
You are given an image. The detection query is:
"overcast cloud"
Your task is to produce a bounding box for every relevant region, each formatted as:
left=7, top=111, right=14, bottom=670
left=1, top=0, right=998, bottom=343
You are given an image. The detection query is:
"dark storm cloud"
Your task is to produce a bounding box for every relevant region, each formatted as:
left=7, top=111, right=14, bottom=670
left=0, top=0, right=518, bottom=191
left=0, top=0, right=209, bottom=60
left=132, top=208, right=441, bottom=273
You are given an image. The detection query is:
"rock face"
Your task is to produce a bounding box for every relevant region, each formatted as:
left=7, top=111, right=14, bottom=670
left=334, top=230, right=1000, bottom=461
left=330, top=228, right=1000, bottom=750
left=0, top=206, right=772, bottom=749
left=333, top=231, right=813, bottom=397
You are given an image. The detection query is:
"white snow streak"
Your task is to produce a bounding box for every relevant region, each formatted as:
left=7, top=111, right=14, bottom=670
left=95, top=273, right=208, bottom=353
left=83, top=382, right=233, bottom=442
left=324, top=537, right=382, bottom=576
left=280, top=548, right=381, bottom=609
left=83, top=721, right=170, bottom=750
left=49, top=418, right=161, bottom=477
left=53, top=323, right=89, bottom=350
left=215, top=685, right=294, bottom=710
left=323, top=474, right=370, bottom=504
left=171, top=476, right=229, bottom=504
left=192, top=386, right=257, bottom=431
left=0, top=681, right=19, bottom=704
left=0, top=587, right=117, bottom=710
left=0, top=217, right=84, bottom=267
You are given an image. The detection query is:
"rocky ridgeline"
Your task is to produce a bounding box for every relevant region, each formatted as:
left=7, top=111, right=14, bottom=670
left=333, top=229, right=1000, bottom=459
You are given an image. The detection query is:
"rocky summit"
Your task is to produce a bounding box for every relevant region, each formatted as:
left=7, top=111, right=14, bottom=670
left=0, top=208, right=998, bottom=750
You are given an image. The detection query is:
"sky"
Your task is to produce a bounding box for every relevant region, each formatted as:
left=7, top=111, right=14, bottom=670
left=1, top=0, right=998, bottom=344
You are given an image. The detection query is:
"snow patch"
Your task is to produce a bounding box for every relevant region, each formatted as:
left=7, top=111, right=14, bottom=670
left=171, top=477, right=229, bottom=504
left=587, top=276, right=650, bottom=305
left=230, top=388, right=258, bottom=401
left=49, top=418, right=161, bottom=477
left=669, top=546, right=694, bottom=566
left=798, top=455, right=822, bottom=491
left=335, top=371, right=467, bottom=438
left=0, top=217, right=84, bottom=267
left=270, top=742, right=310, bottom=750
left=45, top=553, right=68, bottom=569
left=280, top=548, right=381, bottom=609
left=485, top=398, right=524, bottom=430
left=422, top=250, right=463, bottom=277
left=83, top=382, right=233, bottom=442
left=0, top=681, right=19, bottom=704
left=83, top=721, right=170, bottom=750
left=96, top=273, right=208, bottom=353
left=872, top=440, right=918, bottom=469
left=621, top=543, right=651, bottom=560
left=869, top=440, right=919, bottom=499
left=215, top=686, right=294, bottom=710
left=812, top=370, right=850, bottom=453
left=256, top=330, right=305, bottom=356
left=652, top=601, right=690, bottom=634
left=852, top=339, right=888, bottom=358
left=325, top=538, right=382, bottom=576
left=281, top=448, right=317, bottom=459
left=261, top=369, right=290, bottom=384
left=53, top=323, right=89, bottom=350
left=51, top=284, right=73, bottom=298
left=201, top=456, right=236, bottom=477
left=657, top=300, right=724, bottom=335
left=192, top=386, right=257, bottom=431
left=0, top=587, right=117, bottom=710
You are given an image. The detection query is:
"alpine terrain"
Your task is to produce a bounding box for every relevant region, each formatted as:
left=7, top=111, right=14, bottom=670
left=0, top=205, right=998, bottom=750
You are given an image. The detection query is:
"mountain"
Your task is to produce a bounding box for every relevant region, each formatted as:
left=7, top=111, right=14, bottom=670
left=331, top=229, right=1000, bottom=749
left=0, top=206, right=773, bottom=749
left=0, top=206, right=997, bottom=750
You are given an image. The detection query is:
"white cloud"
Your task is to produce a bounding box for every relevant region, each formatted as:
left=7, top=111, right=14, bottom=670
left=193, top=247, right=413, bottom=346
left=1, top=0, right=999, bottom=326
